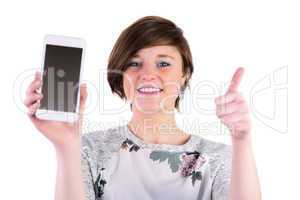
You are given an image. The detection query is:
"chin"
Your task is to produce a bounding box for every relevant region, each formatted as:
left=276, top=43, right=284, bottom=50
left=133, top=101, right=162, bottom=114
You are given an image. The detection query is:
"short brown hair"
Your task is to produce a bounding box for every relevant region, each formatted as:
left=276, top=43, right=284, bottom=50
left=107, top=16, right=194, bottom=111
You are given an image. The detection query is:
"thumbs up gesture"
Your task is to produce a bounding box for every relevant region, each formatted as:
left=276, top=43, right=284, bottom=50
left=215, top=67, right=251, bottom=141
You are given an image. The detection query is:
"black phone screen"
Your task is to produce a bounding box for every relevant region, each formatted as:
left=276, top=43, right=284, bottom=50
left=40, top=44, right=83, bottom=113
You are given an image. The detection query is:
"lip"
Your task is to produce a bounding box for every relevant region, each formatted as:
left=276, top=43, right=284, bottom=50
left=137, top=83, right=162, bottom=90
left=136, top=83, right=162, bottom=95
left=136, top=82, right=164, bottom=96
left=136, top=87, right=163, bottom=96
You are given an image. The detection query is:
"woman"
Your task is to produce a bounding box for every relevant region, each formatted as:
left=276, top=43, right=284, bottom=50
left=24, top=16, right=261, bottom=200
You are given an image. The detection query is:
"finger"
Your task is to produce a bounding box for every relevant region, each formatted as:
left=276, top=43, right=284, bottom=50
left=35, top=71, right=42, bottom=79
left=26, top=76, right=43, bottom=96
left=220, top=112, right=249, bottom=124
left=27, top=101, right=41, bottom=115
left=77, top=84, right=88, bottom=133
left=227, top=67, right=244, bottom=93
left=27, top=111, right=44, bottom=128
left=79, top=84, right=88, bottom=115
left=215, top=92, right=239, bottom=105
left=216, top=102, right=248, bottom=117
left=24, top=93, right=43, bottom=107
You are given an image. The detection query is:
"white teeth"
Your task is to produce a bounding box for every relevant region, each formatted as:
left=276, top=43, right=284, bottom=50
left=138, top=87, right=161, bottom=93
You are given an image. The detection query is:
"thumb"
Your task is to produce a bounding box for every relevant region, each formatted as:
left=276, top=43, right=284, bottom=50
left=79, top=83, right=88, bottom=115
left=77, top=84, right=88, bottom=134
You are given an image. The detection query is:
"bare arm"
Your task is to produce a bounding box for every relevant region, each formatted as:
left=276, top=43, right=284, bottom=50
left=54, top=141, right=86, bottom=200
left=23, top=71, right=89, bottom=200
left=215, top=67, right=261, bottom=199
left=230, top=137, right=261, bottom=200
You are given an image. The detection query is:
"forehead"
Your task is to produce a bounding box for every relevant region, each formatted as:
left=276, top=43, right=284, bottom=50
left=133, top=45, right=181, bottom=59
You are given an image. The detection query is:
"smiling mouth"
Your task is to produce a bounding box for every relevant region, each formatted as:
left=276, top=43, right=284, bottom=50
left=136, top=87, right=163, bottom=95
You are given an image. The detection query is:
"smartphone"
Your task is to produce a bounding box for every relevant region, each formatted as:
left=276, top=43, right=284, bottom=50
left=36, top=34, right=86, bottom=123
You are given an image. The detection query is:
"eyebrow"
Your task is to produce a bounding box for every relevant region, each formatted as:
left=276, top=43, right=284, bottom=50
left=157, top=54, right=175, bottom=60
left=131, top=54, right=175, bottom=60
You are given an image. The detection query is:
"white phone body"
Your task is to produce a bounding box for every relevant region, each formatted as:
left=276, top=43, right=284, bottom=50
left=36, top=34, right=86, bottom=123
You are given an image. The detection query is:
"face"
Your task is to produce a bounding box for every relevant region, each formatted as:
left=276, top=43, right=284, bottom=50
left=123, top=45, right=186, bottom=114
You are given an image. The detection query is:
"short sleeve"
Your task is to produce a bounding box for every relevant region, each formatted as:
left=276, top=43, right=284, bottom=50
left=211, top=145, right=232, bottom=200
left=81, top=135, right=96, bottom=200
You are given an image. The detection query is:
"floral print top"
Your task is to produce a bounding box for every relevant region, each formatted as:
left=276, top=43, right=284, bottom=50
left=81, top=124, right=232, bottom=200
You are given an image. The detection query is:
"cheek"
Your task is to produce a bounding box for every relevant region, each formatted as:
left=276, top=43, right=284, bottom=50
left=123, top=72, right=136, bottom=100
left=161, top=66, right=184, bottom=95
left=163, top=77, right=182, bottom=95
left=163, top=73, right=181, bottom=95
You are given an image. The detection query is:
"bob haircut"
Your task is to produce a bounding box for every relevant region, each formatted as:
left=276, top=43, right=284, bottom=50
left=107, top=16, right=194, bottom=111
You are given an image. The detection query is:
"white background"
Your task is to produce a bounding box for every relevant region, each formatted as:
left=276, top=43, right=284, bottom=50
left=1, top=0, right=299, bottom=199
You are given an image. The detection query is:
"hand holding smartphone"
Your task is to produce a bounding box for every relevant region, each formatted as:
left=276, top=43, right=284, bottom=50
left=36, top=35, right=86, bottom=123
left=23, top=35, right=87, bottom=148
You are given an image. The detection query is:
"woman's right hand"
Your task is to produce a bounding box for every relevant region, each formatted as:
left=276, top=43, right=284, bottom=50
left=24, top=71, right=88, bottom=149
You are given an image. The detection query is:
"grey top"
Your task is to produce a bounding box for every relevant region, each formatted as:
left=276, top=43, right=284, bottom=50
left=81, top=124, right=232, bottom=200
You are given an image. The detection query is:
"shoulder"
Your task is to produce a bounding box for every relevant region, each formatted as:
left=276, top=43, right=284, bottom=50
left=81, top=125, right=127, bottom=154
left=192, top=135, right=232, bottom=166
left=196, top=136, right=231, bottom=157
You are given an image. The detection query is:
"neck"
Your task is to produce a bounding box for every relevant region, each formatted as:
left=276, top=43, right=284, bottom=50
left=128, top=107, right=191, bottom=145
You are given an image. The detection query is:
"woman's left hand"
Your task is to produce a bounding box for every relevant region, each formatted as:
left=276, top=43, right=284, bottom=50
left=215, top=67, right=251, bottom=141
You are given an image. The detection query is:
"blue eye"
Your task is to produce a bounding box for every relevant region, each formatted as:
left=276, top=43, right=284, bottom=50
left=128, top=62, right=140, bottom=67
left=158, top=61, right=170, bottom=68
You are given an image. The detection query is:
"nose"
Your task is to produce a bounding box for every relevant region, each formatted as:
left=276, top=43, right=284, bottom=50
left=139, top=65, right=158, bottom=81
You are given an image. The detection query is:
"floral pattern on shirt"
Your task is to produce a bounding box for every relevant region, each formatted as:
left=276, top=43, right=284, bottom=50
left=150, top=150, right=206, bottom=186
left=179, top=151, right=207, bottom=185
left=94, top=168, right=106, bottom=199
left=149, top=151, right=182, bottom=172
left=121, top=138, right=140, bottom=152
left=119, top=138, right=207, bottom=186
